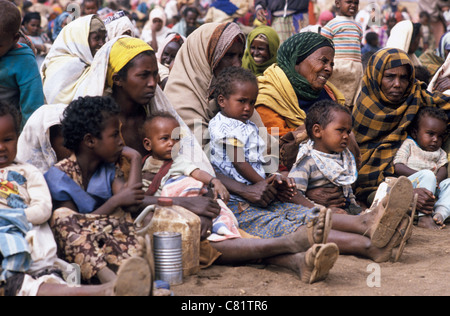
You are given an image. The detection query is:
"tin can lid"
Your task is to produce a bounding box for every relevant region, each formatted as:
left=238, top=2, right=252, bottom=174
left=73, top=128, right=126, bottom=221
left=157, top=198, right=173, bottom=206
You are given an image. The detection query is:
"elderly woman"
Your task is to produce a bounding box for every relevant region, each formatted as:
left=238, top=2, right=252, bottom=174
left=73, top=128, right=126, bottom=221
left=255, top=32, right=345, bottom=139
left=353, top=48, right=450, bottom=208
left=242, top=25, right=280, bottom=77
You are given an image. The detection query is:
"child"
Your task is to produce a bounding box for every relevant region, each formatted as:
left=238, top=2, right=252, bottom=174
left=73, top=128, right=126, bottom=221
left=44, top=96, right=153, bottom=294
left=209, top=66, right=297, bottom=205
left=321, top=0, right=364, bottom=108
left=0, top=0, right=45, bottom=129
left=141, top=113, right=229, bottom=202
left=394, top=106, right=450, bottom=229
left=289, top=100, right=361, bottom=215
left=21, top=11, right=52, bottom=68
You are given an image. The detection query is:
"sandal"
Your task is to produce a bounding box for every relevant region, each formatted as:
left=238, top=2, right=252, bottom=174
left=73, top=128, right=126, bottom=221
left=301, top=243, right=339, bottom=284
left=370, top=176, right=413, bottom=248
left=114, top=256, right=152, bottom=296
left=307, top=207, right=332, bottom=246
left=394, top=193, right=418, bottom=263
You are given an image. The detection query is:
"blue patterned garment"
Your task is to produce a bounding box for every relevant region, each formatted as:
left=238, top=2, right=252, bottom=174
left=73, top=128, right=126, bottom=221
left=209, top=112, right=267, bottom=202
left=228, top=201, right=320, bottom=238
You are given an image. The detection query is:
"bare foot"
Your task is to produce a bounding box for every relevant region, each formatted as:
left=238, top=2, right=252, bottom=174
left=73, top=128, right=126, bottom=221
left=418, top=215, right=442, bottom=230
left=433, top=213, right=446, bottom=229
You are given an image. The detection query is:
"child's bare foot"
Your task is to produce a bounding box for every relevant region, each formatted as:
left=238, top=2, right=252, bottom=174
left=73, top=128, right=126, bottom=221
left=418, top=215, right=442, bottom=230
left=433, top=213, right=446, bottom=229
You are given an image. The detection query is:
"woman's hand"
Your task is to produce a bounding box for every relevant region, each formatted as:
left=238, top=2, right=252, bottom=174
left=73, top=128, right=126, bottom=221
left=413, top=187, right=435, bottom=214
left=240, top=179, right=278, bottom=207
left=268, top=174, right=298, bottom=202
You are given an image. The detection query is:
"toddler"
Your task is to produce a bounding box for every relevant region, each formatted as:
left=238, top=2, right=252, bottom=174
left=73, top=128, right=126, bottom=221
left=289, top=100, right=361, bottom=215
left=209, top=66, right=296, bottom=204
left=394, top=106, right=450, bottom=229
left=321, top=0, right=364, bottom=108
left=141, top=113, right=229, bottom=202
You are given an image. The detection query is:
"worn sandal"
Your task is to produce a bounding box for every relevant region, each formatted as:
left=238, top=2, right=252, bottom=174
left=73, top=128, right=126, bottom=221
left=307, top=207, right=332, bottom=246
left=302, top=243, right=339, bottom=284
left=114, top=256, right=152, bottom=296
left=394, top=193, right=417, bottom=262
left=370, top=176, right=413, bottom=248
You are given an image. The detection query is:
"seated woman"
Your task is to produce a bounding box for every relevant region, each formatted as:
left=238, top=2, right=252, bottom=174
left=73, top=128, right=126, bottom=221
left=255, top=32, right=345, bottom=140
left=353, top=48, right=450, bottom=208
left=242, top=25, right=280, bottom=77
left=41, top=14, right=107, bottom=105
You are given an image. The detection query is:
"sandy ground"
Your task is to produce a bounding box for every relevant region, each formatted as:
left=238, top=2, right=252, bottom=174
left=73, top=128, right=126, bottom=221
left=172, top=226, right=450, bottom=296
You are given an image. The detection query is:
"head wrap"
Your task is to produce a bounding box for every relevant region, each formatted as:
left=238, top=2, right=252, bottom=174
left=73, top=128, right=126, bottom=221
left=437, top=31, right=450, bottom=59
left=89, top=15, right=106, bottom=34
left=242, top=26, right=280, bottom=76
left=353, top=48, right=450, bottom=198
left=277, top=32, right=334, bottom=101
left=107, top=37, right=153, bottom=87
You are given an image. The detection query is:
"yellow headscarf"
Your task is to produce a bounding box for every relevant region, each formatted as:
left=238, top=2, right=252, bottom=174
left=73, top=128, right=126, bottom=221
left=107, top=37, right=153, bottom=87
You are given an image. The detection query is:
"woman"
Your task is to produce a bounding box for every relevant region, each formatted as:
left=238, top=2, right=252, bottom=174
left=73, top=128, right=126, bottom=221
left=385, top=20, right=422, bottom=66
left=164, top=22, right=247, bottom=137
left=140, top=6, right=171, bottom=52
left=353, top=47, right=450, bottom=206
left=255, top=32, right=345, bottom=139
left=156, top=32, right=185, bottom=89
left=255, top=32, right=350, bottom=174
left=242, top=25, right=280, bottom=77
left=41, top=14, right=106, bottom=105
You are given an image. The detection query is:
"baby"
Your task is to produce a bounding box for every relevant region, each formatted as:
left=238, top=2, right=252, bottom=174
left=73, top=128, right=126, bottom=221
left=289, top=100, right=361, bottom=215
left=394, top=106, right=450, bottom=229
left=141, top=113, right=229, bottom=201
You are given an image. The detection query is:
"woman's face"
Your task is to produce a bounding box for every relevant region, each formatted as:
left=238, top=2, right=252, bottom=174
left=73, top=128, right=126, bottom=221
left=213, top=38, right=244, bottom=77
left=116, top=53, right=159, bottom=106
left=295, top=46, right=335, bottom=92
left=152, top=18, right=163, bottom=32
left=380, top=65, right=410, bottom=104
left=250, top=38, right=270, bottom=65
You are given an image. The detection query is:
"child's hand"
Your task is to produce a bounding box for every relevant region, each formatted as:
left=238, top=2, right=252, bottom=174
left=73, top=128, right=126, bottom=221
left=211, top=178, right=230, bottom=203
left=115, top=182, right=145, bottom=208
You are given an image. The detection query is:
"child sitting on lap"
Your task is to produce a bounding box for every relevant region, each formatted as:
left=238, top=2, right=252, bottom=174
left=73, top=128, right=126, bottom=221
left=394, top=106, right=450, bottom=229
left=289, top=100, right=362, bottom=215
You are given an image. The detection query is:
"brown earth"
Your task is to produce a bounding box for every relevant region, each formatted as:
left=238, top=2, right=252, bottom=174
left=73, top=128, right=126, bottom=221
left=172, top=226, right=450, bottom=296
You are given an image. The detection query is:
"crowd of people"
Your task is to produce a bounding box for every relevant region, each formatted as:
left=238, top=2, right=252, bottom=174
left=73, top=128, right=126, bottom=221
left=1, top=0, right=450, bottom=296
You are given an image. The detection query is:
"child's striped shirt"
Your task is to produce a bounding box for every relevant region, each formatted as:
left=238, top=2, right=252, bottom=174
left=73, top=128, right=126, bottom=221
left=321, top=15, right=363, bottom=62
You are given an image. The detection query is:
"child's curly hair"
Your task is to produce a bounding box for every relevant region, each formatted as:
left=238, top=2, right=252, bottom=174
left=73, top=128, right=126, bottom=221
left=305, top=100, right=351, bottom=139
left=211, top=66, right=258, bottom=104
left=62, top=96, right=120, bottom=152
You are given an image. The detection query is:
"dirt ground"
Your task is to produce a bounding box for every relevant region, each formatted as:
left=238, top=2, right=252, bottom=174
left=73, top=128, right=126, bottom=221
left=172, top=226, right=450, bottom=296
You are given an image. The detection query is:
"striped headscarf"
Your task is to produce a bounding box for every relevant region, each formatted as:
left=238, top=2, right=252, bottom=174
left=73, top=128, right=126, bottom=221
left=353, top=48, right=450, bottom=200
left=277, top=32, right=334, bottom=101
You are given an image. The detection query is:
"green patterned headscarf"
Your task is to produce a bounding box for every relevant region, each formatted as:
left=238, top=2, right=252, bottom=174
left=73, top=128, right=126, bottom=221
left=242, top=26, right=280, bottom=76
left=277, top=32, right=334, bottom=101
